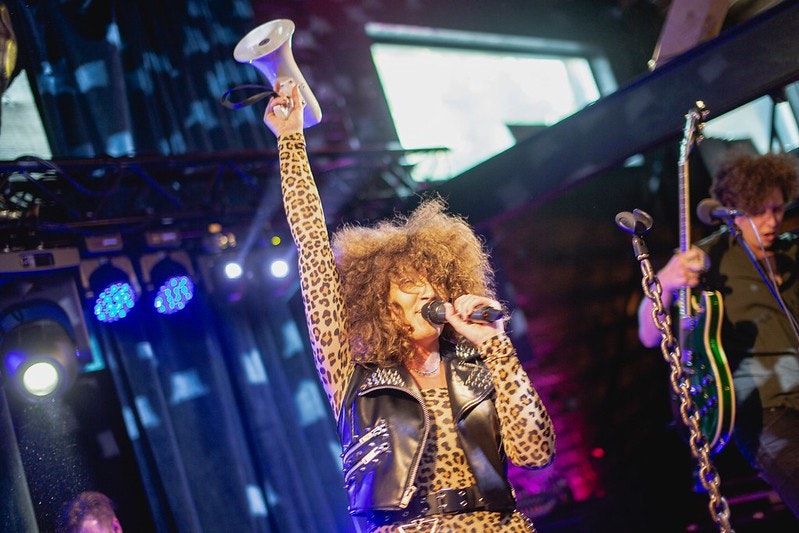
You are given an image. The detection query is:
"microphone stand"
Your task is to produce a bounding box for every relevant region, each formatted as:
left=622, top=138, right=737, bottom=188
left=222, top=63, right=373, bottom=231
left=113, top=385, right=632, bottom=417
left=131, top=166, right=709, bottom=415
left=616, top=209, right=734, bottom=533
left=724, top=219, right=799, bottom=345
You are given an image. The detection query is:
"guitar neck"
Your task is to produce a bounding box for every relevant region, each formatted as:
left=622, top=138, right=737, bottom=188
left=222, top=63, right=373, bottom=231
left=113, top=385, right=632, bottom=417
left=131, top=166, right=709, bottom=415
left=677, top=110, right=695, bottom=322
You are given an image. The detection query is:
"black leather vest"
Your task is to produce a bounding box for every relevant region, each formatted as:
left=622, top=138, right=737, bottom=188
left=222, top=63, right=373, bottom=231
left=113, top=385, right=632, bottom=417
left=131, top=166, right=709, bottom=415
left=337, top=351, right=517, bottom=516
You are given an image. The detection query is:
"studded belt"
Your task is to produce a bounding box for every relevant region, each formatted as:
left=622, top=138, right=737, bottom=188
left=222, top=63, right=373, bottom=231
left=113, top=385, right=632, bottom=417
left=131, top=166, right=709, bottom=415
left=364, top=485, right=488, bottom=530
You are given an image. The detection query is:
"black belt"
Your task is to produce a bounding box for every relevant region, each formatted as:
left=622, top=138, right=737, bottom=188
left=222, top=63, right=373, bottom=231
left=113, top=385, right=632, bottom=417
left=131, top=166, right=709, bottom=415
left=364, top=485, right=488, bottom=529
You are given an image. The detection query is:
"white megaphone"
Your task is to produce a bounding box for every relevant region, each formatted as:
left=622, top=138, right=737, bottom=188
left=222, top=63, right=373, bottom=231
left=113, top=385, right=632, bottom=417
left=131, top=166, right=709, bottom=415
left=234, top=19, right=322, bottom=128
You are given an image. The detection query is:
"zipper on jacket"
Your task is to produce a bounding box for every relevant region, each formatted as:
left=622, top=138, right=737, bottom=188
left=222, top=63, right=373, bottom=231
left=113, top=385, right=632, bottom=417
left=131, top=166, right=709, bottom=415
left=399, top=484, right=418, bottom=508
left=341, top=419, right=388, bottom=466
left=362, top=384, right=431, bottom=508
left=344, top=442, right=390, bottom=483
left=352, top=379, right=432, bottom=509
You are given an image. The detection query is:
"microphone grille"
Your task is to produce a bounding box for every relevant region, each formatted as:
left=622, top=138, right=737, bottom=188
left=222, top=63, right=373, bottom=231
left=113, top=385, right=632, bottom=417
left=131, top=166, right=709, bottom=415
left=696, top=198, right=722, bottom=226
left=421, top=300, right=446, bottom=324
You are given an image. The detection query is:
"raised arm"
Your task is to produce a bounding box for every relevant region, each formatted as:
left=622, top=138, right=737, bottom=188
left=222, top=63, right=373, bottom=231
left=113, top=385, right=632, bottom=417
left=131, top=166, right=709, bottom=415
left=265, top=83, right=352, bottom=417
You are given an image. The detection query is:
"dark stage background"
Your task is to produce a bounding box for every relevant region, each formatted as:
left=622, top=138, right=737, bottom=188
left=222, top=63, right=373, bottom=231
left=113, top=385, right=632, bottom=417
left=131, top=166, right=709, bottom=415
left=2, top=1, right=799, bottom=532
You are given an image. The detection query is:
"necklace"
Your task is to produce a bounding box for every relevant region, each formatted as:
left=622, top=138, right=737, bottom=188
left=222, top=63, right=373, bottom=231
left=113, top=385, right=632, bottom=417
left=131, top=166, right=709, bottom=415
left=410, top=353, right=441, bottom=376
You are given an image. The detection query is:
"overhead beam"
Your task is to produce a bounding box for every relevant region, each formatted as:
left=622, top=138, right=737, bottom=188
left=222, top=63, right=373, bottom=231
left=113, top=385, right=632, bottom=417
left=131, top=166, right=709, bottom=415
left=433, top=0, right=799, bottom=227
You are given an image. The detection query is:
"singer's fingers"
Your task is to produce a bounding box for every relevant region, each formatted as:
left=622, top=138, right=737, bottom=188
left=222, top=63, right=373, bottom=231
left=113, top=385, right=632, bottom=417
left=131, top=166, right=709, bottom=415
left=452, top=294, right=500, bottom=320
left=452, top=295, right=476, bottom=318
left=265, top=95, right=288, bottom=116
left=265, top=97, right=276, bottom=116
left=446, top=305, right=505, bottom=345
left=291, top=82, right=303, bottom=103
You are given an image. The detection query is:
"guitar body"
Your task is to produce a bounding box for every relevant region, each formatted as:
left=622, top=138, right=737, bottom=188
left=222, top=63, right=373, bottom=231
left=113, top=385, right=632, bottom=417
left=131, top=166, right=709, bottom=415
left=681, top=290, right=736, bottom=454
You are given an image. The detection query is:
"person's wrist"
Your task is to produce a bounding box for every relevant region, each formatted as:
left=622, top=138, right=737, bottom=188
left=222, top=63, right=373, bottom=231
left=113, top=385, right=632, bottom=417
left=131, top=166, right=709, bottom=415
left=278, top=129, right=304, bottom=139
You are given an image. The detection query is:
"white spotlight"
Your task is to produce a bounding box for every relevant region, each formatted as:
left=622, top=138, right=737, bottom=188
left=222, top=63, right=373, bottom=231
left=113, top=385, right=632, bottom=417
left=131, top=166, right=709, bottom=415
left=223, top=261, right=244, bottom=280
left=269, top=259, right=289, bottom=279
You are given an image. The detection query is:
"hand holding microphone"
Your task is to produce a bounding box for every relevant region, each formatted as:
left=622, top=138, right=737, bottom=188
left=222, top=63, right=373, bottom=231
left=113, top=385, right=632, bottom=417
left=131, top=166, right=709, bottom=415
left=422, top=296, right=506, bottom=346
left=421, top=299, right=505, bottom=325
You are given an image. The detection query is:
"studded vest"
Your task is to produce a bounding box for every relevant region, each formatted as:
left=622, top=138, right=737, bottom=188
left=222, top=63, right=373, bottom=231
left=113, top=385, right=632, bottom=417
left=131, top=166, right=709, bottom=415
left=337, top=350, right=517, bottom=516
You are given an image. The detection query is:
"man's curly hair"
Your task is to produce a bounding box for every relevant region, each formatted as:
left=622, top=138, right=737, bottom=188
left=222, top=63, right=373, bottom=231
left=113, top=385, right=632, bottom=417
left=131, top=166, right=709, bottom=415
left=711, top=151, right=799, bottom=212
left=331, top=195, right=495, bottom=367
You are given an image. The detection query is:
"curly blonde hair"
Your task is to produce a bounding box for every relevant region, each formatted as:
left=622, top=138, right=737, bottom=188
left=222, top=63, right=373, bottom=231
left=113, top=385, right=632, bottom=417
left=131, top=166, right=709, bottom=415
left=711, top=151, right=799, bottom=212
left=331, top=195, right=495, bottom=367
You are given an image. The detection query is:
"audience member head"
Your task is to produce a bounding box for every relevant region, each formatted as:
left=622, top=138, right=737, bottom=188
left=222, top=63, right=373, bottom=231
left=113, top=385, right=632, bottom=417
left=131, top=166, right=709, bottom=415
left=57, top=491, right=123, bottom=533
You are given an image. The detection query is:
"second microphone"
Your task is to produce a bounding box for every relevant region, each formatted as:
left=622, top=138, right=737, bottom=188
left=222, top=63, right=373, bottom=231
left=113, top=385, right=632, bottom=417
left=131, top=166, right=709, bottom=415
left=421, top=299, right=505, bottom=325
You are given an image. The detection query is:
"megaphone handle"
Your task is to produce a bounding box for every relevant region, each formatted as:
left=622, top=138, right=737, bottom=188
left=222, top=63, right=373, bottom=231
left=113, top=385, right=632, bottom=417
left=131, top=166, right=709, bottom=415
left=273, top=78, right=297, bottom=118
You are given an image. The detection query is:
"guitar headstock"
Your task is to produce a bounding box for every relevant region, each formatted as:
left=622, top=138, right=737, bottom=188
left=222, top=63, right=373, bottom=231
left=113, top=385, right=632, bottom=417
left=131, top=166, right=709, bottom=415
left=681, top=101, right=710, bottom=161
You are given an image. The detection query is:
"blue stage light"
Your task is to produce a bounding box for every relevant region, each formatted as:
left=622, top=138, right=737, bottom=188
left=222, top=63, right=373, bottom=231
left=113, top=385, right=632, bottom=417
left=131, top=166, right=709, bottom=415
left=149, top=257, right=195, bottom=315
left=89, top=263, right=137, bottom=323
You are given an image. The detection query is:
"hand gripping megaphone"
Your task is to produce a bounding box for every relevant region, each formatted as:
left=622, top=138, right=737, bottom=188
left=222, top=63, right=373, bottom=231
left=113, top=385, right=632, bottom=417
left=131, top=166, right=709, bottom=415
left=233, top=19, right=322, bottom=128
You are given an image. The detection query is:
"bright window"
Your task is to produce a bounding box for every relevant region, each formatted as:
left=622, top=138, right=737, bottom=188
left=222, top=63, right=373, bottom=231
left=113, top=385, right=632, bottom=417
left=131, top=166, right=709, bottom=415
left=701, top=90, right=799, bottom=155
left=367, top=23, right=614, bottom=182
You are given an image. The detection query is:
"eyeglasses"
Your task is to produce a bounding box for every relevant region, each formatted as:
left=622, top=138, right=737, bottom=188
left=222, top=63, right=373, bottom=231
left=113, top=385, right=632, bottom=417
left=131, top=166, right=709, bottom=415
left=395, top=277, right=429, bottom=294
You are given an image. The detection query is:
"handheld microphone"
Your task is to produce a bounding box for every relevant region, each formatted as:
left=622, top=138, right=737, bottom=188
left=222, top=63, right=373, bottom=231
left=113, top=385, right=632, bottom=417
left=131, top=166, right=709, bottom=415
left=421, top=300, right=505, bottom=325
left=696, top=198, right=746, bottom=226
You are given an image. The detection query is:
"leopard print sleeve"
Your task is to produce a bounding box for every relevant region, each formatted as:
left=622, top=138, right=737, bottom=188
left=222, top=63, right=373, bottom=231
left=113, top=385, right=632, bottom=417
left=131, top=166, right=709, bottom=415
left=479, top=333, right=555, bottom=468
left=277, top=132, right=352, bottom=418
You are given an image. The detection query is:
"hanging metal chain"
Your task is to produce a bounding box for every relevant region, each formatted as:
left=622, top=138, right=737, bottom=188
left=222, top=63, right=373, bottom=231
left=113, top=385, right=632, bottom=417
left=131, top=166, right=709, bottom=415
left=638, top=242, right=734, bottom=532
left=615, top=210, right=734, bottom=532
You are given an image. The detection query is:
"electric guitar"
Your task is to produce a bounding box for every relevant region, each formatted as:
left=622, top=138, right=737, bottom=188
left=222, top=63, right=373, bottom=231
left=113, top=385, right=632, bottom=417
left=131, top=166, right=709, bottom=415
left=676, top=101, right=735, bottom=454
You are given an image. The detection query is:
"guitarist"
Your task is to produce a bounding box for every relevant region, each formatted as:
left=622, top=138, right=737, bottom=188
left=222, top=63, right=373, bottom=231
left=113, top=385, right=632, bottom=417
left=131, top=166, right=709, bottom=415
left=638, top=151, right=799, bottom=521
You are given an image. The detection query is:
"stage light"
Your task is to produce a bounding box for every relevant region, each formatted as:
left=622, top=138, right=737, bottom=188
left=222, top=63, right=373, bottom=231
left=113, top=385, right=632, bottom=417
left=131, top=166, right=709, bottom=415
left=197, top=224, right=247, bottom=301
left=269, top=259, right=289, bottom=279
left=195, top=253, right=247, bottom=303
left=140, top=251, right=195, bottom=315
left=91, top=265, right=136, bottom=322
left=203, top=223, right=237, bottom=253
left=223, top=261, right=244, bottom=280
left=151, top=259, right=194, bottom=315
left=80, top=257, right=140, bottom=323
left=265, top=233, right=292, bottom=280
left=0, top=272, right=93, bottom=402
left=1, top=318, right=78, bottom=401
